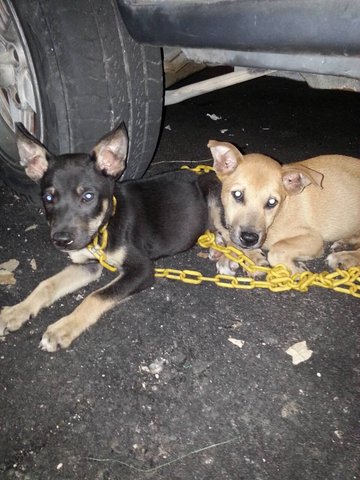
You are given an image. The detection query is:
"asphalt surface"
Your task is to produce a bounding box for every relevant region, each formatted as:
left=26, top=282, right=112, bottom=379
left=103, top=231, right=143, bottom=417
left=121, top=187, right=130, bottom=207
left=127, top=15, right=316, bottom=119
left=1, top=75, right=360, bottom=480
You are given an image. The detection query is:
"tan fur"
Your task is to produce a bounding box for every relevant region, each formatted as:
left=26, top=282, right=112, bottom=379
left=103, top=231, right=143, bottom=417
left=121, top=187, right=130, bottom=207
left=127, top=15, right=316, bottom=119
left=0, top=245, right=128, bottom=350
left=39, top=290, right=117, bottom=352
left=0, top=264, right=102, bottom=336
left=209, top=141, right=360, bottom=273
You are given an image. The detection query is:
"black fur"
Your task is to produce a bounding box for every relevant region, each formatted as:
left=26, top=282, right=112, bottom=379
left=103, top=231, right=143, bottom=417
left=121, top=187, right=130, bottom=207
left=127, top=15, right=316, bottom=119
left=12, top=122, right=220, bottom=349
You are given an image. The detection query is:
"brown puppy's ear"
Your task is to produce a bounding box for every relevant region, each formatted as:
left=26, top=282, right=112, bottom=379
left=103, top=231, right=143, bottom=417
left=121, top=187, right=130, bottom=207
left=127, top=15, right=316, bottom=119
left=16, top=123, right=50, bottom=182
left=93, top=122, right=128, bottom=178
left=207, top=140, right=243, bottom=179
left=282, top=164, right=324, bottom=195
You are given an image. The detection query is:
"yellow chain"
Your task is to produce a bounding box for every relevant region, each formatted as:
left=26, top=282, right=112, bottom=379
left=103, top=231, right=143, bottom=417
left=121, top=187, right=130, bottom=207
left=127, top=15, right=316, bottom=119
left=155, top=166, right=360, bottom=298
left=86, top=196, right=118, bottom=272
left=155, top=231, right=360, bottom=298
left=181, top=164, right=214, bottom=174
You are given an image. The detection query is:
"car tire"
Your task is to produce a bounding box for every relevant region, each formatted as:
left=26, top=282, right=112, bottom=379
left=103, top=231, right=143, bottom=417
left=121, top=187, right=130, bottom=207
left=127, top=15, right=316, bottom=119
left=0, top=0, right=163, bottom=203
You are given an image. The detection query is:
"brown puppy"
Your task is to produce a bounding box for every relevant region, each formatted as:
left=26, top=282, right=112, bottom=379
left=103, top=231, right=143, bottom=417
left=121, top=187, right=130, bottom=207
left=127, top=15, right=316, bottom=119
left=208, top=140, right=360, bottom=274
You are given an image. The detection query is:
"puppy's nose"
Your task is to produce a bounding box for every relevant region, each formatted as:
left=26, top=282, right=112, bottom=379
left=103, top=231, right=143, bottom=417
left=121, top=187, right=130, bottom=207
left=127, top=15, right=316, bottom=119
left=52, top=231, right=74, bottom=248
left=240, top=231, right=259, bottom=247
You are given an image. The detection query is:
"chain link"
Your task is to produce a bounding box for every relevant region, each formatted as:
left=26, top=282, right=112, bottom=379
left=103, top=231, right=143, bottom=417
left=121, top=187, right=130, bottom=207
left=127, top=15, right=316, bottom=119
left=155, top=230, right=360, bottom=298
left=181, top=164, right=214, bottom=174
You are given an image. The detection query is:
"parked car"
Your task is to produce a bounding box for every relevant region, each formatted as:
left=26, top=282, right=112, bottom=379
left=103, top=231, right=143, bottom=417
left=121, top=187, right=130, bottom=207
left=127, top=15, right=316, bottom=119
left=1, top=0, right=359, bottom=201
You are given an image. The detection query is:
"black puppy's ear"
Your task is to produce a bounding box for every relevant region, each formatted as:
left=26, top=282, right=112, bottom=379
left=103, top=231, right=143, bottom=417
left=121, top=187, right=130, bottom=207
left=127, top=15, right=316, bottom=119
left=16, top=123, right=50, bottom=182
left=92, top=122, right=128, bottom=178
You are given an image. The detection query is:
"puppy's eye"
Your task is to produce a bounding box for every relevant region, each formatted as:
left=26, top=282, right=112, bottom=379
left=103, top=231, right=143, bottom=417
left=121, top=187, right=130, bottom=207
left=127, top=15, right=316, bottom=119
left=43, top=193, right=54, bottom=204
left=232, top=190, right=243, bottom=202
left=266, top=197, right=278, bottom=209
left=82, top=191, right=94, bottom=202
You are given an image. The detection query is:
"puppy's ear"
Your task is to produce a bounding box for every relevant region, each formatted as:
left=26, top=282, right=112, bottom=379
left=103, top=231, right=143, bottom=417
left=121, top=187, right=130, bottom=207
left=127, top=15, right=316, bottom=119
left=207, top=140, right=243, bottom=179
left=16, top=123, right=50, bottom=182
left=282, top=164, right=323, bottom=195
left=93, top=122, right=128, bottom=178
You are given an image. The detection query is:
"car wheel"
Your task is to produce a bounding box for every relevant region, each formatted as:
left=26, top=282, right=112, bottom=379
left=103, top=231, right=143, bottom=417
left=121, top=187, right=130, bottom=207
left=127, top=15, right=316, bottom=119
left=0, top=0, right=163, bottom=203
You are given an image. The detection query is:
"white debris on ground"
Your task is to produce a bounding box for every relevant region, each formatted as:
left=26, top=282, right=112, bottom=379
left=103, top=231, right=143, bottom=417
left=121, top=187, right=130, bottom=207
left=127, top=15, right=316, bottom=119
left=334, top=430, right=344, bottom=440
left=140, top=365, right=150, bottom=374
left=206, top=113, right=222, bottom=121
left=0, top=270, right=15, bottom=285
left=140, top=357, right=167, bottom=377
left=149, top=357, right=166, bottom=375
left=231, top=321, right=242, bottom=331
left=281, top=400, right=299, bottom=418
left=164, top=124, right=172, bottom=130
left=0, top=259, right=19, bottom=285
left=25, top=224, right=38, bottom=232
left=228, top=337, right=245, bottom=349
left=0, top=259, right=19, bottom=271
left=286, top=341, right=313, bottom=365
left=220, top=129, right=228, bottom=133
left=30, top=258, right=37, bottom=271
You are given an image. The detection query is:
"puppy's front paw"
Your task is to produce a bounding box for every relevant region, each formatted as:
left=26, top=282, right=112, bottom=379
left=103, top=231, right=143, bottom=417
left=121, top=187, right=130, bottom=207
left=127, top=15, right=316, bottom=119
left=209, top=247, right=223, bottom=261
left=246, top=249, right=268, bottom=266
left=326, top=251, right=360, bottom=270
left=329, top=240, right=348, bottom=253
left=294, top=262, right=309, bottom=274
left=216, top=256, right=239, bottom=276
left=40, top=316, right=76, bottom=352
left=245, top=249, right=269, bottom=279
left=209, top=231, right=227, bottom=261
left=0, top=303, right=33, bottom=336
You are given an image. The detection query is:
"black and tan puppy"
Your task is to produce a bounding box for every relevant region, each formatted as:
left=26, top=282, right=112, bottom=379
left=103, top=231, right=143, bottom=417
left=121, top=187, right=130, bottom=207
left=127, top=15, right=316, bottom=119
left=0, top=123, right=217, bottom=351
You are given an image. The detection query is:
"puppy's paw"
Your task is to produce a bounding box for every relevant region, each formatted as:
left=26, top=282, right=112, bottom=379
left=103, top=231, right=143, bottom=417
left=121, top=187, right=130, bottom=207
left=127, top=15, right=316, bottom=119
left=295, top=262, right=309, bottom=273
left=326, top=251, right=360, bottom=270
left=279, top=262, right=308, bottom=275
left=209, top=231, right=227, bottom=261
left=249, top=269, right=267, bottom=280
left=329, top=240, right=349, bottom=253
left=209, top=247, right=223, bottom=261
left=40, top=316, right=76, bottom=352
left=0, top=303, right=33, bottom=336
left=216, top=256, right=239, bottom=276
left=242, top=249, right=269, bottom=279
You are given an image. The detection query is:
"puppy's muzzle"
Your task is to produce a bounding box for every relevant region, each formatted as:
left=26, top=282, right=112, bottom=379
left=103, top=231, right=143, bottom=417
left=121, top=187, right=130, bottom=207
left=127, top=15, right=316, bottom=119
left=239, top=231, right=260, bottom=248
left=52, top=231, right=74, bottom=249
left=229, top=224, right=264, bottom=249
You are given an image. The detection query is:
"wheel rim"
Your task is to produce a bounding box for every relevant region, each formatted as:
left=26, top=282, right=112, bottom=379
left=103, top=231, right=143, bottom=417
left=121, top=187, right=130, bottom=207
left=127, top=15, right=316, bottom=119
left=0, top=0, right=43, bottom=163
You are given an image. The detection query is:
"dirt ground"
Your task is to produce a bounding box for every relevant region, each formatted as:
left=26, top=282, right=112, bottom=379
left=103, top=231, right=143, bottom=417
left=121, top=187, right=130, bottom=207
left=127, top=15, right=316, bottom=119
left=1, top=75, right=359, bottom=480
